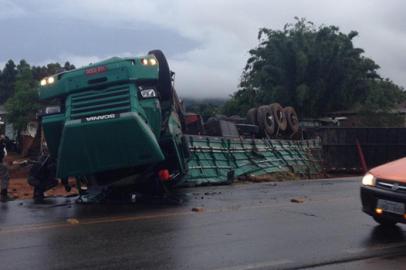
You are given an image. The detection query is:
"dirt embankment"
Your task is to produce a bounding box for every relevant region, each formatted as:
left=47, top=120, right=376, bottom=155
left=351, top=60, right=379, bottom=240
left=8, top=178, right=78, bottom=200
left=5, top=153, right=78, bottom=200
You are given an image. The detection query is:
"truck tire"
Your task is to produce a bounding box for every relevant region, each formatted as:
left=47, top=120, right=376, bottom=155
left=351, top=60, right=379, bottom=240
left=270, top=103, right=287, bottom=131
left=148, top=50, right=173, bottom=102
left=284, top=106, right=299, bottom=134
left=246, top=107, right=258, bottom=125
left=257, top=105, right=275, bottom=137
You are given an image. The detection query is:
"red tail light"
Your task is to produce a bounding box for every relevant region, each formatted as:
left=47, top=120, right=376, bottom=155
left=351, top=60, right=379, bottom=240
left=158, top=169, right=171, bottom=181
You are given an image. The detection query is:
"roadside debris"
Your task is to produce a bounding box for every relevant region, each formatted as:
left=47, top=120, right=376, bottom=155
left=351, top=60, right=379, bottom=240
left=66, top=218, right=80, bottom=225
left=290, top=198, right=306, bottom=203
left=192, top=207, right=204, bottom=212
left=242, top=172, right=299, bottom=183
left=204, top=191, right=221, bottom=196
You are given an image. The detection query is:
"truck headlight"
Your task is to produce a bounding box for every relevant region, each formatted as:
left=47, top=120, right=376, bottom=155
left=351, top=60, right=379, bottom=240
left=47, top=76, right=55, bottom=84
left=45, top=106, right=61, bottom=114
left=40, top=76, right=56, bottom=86
left=140, top=88, right=157, bottom=98
left=149, top=58, right=157, bottom=65
left=362, top=173, right=376, bottom=186
left=141, top=58, right=158, bottom=66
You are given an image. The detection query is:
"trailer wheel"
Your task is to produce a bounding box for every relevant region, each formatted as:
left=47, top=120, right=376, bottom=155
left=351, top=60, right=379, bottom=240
left=270, top=103, right=287, bottom=132
left=284, top=106, right=300, bottom=134
left=246, top=107, right=258, bottom=125
left=257, top=105, right=275, bottom=137
left=148, top=50, right=173, bottom=102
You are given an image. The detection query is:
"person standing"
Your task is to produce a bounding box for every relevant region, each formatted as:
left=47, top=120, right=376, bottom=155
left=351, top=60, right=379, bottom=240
left=0, top=135, right=10, bottom=202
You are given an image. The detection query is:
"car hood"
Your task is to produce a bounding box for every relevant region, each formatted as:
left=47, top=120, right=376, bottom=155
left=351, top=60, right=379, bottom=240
left=370, top=157, right=406, bottom=183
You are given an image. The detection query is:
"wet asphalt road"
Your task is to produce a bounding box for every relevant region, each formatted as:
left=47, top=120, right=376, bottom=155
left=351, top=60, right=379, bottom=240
left=1, top=177, right=406, bottom=270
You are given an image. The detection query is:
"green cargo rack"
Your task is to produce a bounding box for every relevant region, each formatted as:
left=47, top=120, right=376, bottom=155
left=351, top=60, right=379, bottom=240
left=183, top=135, right=323, bottom=186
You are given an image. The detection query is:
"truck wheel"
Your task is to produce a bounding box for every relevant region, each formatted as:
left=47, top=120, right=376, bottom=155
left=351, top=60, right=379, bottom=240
left=246, top=107, right=258, bottom=125
left=257, top=105, right=275, bottom=137
left=270, top=103, right=287, bottom=131
left=373, top=216, right=397, bottom=227
left=284, top=106, right=299, bottom=134
left=148, top=50, right=173, bottom=102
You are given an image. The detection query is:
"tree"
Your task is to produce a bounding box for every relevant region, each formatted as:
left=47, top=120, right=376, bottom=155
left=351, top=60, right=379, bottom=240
left=31, top=61, right=76, bottom=82
left=64, top=61, right=76, bottom=71
left=225, top=18, right=404, bottom=118
left=183, top=98, right=225, bottom=120
left=0, top=60, right=17, bottom=104
left=357, top=79, right=405, bottom=127
left=5, top=61, right=40, bottom=132
left=186, top=103, right=221, bottom=121
left=31, top=65, right=49, bottom=81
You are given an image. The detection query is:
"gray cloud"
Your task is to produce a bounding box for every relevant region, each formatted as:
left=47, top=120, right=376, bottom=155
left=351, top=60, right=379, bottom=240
left=0, top=0, right=25, bottom=19
left=1, top=0, right=406, bottom=98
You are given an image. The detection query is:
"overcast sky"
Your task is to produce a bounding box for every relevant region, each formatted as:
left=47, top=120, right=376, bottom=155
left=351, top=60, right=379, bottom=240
left=1, top=0, right=406, bottom=98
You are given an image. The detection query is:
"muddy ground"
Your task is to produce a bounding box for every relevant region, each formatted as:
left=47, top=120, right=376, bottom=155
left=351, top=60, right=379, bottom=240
left=8, top=178, right=78, bottom=200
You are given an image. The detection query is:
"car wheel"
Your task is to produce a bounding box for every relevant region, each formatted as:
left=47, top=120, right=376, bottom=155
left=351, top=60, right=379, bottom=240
left=373, top=216, right=397, bottom=227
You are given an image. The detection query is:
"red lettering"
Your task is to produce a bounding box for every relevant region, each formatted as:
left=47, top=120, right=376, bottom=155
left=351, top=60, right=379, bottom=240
left=85, top=66, right=107, bottom=76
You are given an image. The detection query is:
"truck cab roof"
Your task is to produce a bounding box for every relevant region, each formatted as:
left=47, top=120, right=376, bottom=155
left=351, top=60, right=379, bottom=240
left=39, top=56, right=159, bottom=100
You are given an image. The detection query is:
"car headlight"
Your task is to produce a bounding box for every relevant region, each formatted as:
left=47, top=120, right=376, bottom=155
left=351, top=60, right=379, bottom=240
left=362, top=173, right=376, bottom=186
left=140, top=88, right=157, bottom=98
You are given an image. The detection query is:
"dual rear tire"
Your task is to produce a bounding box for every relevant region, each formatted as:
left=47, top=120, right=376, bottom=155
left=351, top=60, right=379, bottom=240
left=247, top=103, right=299, bottom=138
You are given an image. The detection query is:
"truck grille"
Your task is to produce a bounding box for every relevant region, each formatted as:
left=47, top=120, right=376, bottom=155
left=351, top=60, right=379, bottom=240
left=376, top=179, right=406, bottom=193
left=70, top=87, right=131, bottom=120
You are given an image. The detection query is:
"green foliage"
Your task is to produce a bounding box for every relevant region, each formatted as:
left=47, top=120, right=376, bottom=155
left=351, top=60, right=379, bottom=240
left=226, top=17, right=405, bottom=118
left=357, top=79, right=406, bottom=127
left=31, top=61, right=75, bottom=81
left=0, top=60, right=17, bottom=104
left=357, top=112, right=404, bottom=127
left=361, top=79, right=405, bottom=112
left=222, top=89, right=256, bottom=116
left=5, top=61, right=40, bottom=131
left=184, top=98, right=225, bottom=120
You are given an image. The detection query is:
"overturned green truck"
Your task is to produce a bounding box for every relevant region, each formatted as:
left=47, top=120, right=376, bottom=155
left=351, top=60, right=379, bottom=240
left=32, top=50, right=190, bottom=202
left=30, top=50, right=322, bottom=202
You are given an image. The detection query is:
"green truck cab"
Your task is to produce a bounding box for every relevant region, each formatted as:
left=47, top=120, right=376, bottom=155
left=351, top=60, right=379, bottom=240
left=37, top=50, right=189, bottom=199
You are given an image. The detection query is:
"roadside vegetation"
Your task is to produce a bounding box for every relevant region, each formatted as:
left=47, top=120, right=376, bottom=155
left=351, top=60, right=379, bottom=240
left=223, top=18, right=406, bottom=126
